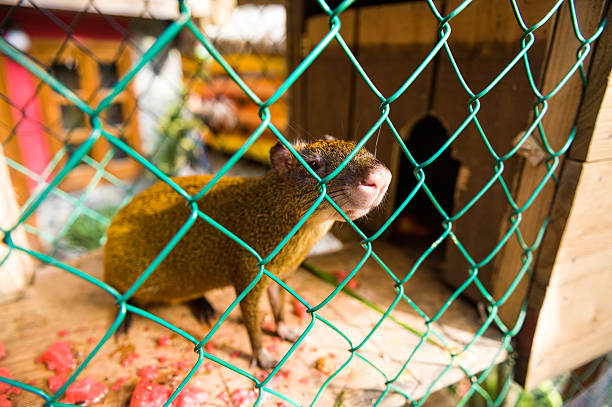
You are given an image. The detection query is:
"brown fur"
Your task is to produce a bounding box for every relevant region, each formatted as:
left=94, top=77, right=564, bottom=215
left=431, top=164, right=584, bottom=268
left=103, top=139, right=389, bottom=368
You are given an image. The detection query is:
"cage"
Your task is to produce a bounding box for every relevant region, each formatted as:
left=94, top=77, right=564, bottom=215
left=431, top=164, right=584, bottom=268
left=0, top=1, right=611, bottom=407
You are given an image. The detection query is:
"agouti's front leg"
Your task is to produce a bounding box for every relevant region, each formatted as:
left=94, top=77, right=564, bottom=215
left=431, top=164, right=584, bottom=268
left=236, top=284, right=276, bottom=369
left=268, top=283, right=301, bottom=342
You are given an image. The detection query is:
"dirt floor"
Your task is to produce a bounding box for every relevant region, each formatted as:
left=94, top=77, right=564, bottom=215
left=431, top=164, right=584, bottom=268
left=0, top=241, right=505, bottom=406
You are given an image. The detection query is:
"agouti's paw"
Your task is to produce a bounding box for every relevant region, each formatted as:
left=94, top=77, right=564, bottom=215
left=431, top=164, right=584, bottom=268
left=277, top=322, right=301, bottom=343
left=254, top=348, right=277, bottom=370
left=188, top=296, right=216, bottom=325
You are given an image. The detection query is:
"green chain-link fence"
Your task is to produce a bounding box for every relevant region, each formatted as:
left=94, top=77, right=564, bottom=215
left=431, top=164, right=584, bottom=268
left=0, top=0, right=607, bottom=406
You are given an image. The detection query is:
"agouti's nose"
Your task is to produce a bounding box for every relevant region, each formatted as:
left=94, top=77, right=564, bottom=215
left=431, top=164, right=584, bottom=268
left=361, top=166, right=392, bottom=195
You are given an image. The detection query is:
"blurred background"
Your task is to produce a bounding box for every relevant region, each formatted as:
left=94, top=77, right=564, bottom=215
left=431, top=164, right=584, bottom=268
left=0, top=0, right=287, bottom=258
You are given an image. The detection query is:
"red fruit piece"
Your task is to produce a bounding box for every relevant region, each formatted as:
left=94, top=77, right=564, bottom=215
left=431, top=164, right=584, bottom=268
left=173, top=386, right=209, bottom=407
left=158, top=356, right=168, bottom=364
left=292, top=298, right=307, bottom=319
left=266, top=337, right=281, bottom=353
left=129, top=380, right=170, bottom=407
left=216, top=391, right=230, bottom=405
left=157, top=335, right=171, bottom=347
left=0, top=341, right=5, bottom=360
left=174, top=360, right=191, bottom=372
left=121, top=352, right=139, bottom=368
left=277, top=369, right=290, bottom=380
left=0, top=368, right=21, bottom=395
left=203, top=342, right=215, bottom=353
left=48, top=375, right=69, bottom=392
left=137, top=365, right=159, bottom=380
left=57, top=330, right=68, bottom=337
left=36, top=341, right=75, bottom=374
left=61, top=377, right=108, bottom=405
left=111, top=377, right=127, bottom=391
left=0, top=395, right=11, bottom=407
left=229, top=351, right=240, bottom=359
left=230, top=389, right=258, bottom=407
left=87, top=337, right=96, bottom=345
left=334, top=270, right=359, bottom=290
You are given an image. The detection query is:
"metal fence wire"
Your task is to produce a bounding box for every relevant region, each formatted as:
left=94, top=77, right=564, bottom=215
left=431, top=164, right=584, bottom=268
left=0, top=0, right=607, bottom=406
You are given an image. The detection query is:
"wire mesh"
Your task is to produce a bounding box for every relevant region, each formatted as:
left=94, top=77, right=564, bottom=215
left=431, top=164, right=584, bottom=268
left=0, top=0, right=607, bottom=406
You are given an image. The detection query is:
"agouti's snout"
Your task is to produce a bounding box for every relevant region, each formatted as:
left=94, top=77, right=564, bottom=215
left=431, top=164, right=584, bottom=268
left=359, top=165, right=392, bottom=207
left=331, top=164, right=392, bottom=221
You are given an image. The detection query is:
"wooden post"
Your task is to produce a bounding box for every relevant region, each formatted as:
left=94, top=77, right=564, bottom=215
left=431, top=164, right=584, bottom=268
left=0, top=143, right=35, bottom=303
left=497, top=1, right=611, bottom=388
left=491, top=0, right=606, bottom=332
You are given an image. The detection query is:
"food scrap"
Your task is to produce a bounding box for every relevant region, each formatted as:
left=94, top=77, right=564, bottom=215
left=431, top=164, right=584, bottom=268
left=0, top=368, right=20, bottom=395
left=292, top=298, right=307, bottom=319
left=48, top=375, right=69, bottom=392
left=334, top=270, right=359, bottom=289
left=61, top=377, right=108, bottom=405
left=174, top=359, right=192, bottom=372
left=203, top=342, right=215, bottom=353
left=315, top=356, right=336, bottom=375
left=265, top=337, right=281, bottom=354
left=0, top=341, right=5, bottom=360
left=216, top=391, right=230, bottom=405
left=0, top=395, right=11, bottom=407
left=229, top=351, right=240, bottom=359
left=157, top=335, right=171, bottom=347
left=230, top=389, right=259, bottom=407
left=172, top=385, right=210, bottom=407
left=87, top=337, right=96, bottom=345
left=137, top=365, right=159, bottom=380
left=111, top=377, right=127, bottom=391
left=36, top=341, right=75, bottom=374
left=121, top=352, right=139, bottom=368
left=57, top=329, right=68, bottom=337
left=158, top=356, right=168, bottom=364
left=129, top=380, right=170, bottom=407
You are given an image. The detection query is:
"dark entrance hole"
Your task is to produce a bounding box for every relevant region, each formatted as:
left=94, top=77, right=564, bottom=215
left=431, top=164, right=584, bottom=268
left=393, top=116, right=460, bottom=245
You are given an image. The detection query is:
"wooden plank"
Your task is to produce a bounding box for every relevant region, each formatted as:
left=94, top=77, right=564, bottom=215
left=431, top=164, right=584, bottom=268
left=491, top=0, right=606, bottom=327
left=519, top=159, right=612, bottom=388
left=350, top=45, right=435, bottom=234
left=350, top=2, right=438, bottom=234
left=286, top=0, right=306, bottom=141
left=569, top=12, right=612, bottom=162
left=0, top=243, right=505, bottom=406
left=509, top=2, right=612, bottom=387
left=433, top=0, right=555, bottom=301
left=0, top=143, right=35, bottom=303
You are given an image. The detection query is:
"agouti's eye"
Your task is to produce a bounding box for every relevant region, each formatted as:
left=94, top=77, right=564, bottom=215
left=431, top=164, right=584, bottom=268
left=307, top=160, right=320, bottom=172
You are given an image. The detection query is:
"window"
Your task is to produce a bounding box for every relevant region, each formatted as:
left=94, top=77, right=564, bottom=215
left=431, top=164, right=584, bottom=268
left=30, top=40, right=141, bottom=191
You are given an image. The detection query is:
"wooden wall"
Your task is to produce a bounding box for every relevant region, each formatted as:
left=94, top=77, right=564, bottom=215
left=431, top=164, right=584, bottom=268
left=515, top=3, right=612, bottom=387
left=287, top=0, right=612, bottom=388
left=288, top=1, right=555, bottom=298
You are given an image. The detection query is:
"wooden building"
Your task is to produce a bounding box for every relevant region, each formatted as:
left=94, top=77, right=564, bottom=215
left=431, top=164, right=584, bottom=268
left=287, top=0, right=612, bottom=388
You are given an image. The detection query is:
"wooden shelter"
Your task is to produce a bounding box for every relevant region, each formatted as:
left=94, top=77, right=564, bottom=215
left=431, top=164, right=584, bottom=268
left=286, top=0, right=612, bottom=388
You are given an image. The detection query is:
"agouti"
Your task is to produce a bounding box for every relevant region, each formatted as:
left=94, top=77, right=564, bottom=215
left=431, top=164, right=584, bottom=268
left=104, top=138, right=391, bottom=368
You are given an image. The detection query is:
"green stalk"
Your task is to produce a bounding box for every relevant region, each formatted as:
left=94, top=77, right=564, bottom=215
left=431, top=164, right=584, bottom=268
left=302, top=261, right=446, bottom=350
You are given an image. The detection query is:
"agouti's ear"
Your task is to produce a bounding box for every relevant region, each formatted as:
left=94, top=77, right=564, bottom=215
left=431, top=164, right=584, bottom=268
left=270, top=142, right=293, bottom=175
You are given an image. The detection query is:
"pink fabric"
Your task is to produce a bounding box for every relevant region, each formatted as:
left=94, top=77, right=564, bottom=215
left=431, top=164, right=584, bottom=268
left=4, top=57, right=51, bottom=192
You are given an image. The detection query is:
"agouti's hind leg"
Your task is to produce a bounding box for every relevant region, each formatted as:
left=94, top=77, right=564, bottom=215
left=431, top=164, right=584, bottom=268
left=187, top=295, right=216, bottom=325
left=268, top=283, right=301, bottom=342
left=236, top=284, right=276, bottom=370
